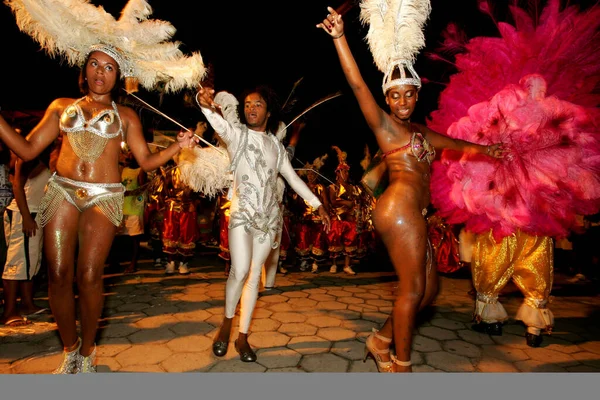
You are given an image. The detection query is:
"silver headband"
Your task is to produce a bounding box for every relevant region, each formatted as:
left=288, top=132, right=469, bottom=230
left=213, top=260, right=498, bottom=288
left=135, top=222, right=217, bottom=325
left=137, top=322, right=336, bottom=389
left=382, top=59, right=421, bottom=94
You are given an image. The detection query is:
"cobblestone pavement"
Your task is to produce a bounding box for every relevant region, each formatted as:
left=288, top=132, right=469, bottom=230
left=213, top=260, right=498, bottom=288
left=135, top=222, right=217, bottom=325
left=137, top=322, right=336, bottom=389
left=1, top=254, right=599, bottom=374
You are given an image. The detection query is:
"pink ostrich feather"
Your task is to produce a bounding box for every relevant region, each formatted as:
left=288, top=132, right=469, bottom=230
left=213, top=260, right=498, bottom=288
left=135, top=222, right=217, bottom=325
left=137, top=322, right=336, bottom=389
left=427, top=0, right=600, bottom=239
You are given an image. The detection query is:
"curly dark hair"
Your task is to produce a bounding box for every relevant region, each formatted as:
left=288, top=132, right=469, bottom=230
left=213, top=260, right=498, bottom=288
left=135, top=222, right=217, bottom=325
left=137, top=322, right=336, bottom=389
left=237, top=85, right=281, bottom=135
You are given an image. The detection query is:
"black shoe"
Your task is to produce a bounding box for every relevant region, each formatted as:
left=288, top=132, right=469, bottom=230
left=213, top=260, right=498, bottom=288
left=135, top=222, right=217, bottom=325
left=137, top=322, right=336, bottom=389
left=212, top=340, right=228, bottom=357
left=234, top=339, right=257, bottom=362
left=525, top=332, right=543, bottom=347
left=471, top=322, right=503, bottom=336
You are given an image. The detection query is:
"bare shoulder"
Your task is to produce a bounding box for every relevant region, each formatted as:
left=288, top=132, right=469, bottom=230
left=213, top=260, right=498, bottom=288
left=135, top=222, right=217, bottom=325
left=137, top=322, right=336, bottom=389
left=413, top=123, right=440, bottom=138
left=49, top=97, right=77, bottom=114
left=115, top=104, right=139, bottom=121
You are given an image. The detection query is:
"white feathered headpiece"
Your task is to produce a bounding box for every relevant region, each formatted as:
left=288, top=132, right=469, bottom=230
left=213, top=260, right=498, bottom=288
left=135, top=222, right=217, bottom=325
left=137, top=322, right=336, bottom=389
left=360, top=0, right=431, bottom=93
left=5, top=0, right=205, bottom=93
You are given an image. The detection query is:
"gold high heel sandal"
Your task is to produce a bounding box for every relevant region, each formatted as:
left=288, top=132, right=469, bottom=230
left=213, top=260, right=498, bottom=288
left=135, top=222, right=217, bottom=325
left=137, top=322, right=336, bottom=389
left=363, top=328, right=393, bottom=373
left=391, top=355, right=412, bottom=371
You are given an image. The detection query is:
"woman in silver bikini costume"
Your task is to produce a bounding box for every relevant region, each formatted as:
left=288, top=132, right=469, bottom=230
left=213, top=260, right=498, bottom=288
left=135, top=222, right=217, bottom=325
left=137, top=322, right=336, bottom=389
left=317, top=7, right=504, bottom=372
left=0, top=47, right=196, bottom=373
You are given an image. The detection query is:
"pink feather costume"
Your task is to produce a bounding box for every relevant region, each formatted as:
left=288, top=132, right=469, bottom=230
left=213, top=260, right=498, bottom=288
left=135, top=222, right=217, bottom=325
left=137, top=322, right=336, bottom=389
left=426, top=0, right=600, bottom=339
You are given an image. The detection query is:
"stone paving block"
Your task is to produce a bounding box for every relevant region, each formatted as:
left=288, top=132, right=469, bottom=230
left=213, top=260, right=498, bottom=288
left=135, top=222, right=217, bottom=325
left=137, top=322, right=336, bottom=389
left=569, top=352, right=600, bottom=369
left=161, top=352, right=214, bottom=372
left=343, top=287, right=367, bottom=293
left=99, top=322, right=140, bottom=339
left=256, top=347, right=302, bottom=369
left=209, top=358, right=267, bottom=372
left=475, top=357, right=519, bottom=372
left=115, top=344, right=173, bottom=367
left=490, top=333, right=530, bottom=349
left=430, top=318, right=466, bottom=331
left=279, top=323, right=318, bottom=337
left=248, top=332, right=291, bottom=349
left=119, top=364, right=166, bottom=373
left=341, top=319, right=379, bottom=334
left=135, top=315, right=179, bottom=329
left=205, top=290, right=225, bottom=299
left=456, top=329, right=496, bottom=345
left=173, top=309, right=212, bottom=322
left=317, top=301, right=348, bottom=311
left=579, top=341, right=600, bottom=355
left=252, top=308, right=273, bottom=319
left=250, top=318, right=281, bottom=332
left=300, top=353, right=349, bottom=372
left=306, top=315, right=342, bottom=328
left=96, top=356, right=122, bottom=373
left=412, top=334, right=443, bottom=352
left=166, top=334, right=213, bottom=353
left=523, top=348, right=579, bottom=366
left=178, top=293, right=211, bottom=302
left=331, top=340, right=367, bottom=361
left=117, top=302, right=150, bottom=312
left=281, top=291, right=309, bottom=298
left=287, top=335, right=331, bottom=355
left=337, top=296, right=365, bottom=305
left=97, top=338, right=132, bottom=357
left=348, top=360, right=379, bottom=372
left=419, top=326, right=459, bottom=341
left=513, top=359, right=568, bottom=372
left=309, top=294, right=337, bottom=302
left=361, top=312, right=388, bottom=324
left=481, top=344, right=530, bottom=362
left=353, top=292, right=380, bottom=300
left=541, top=336, right=584, bottom=354
left=269, top=367, right=307, bottom=372
left=10, top=351, right=63, bottom=374
left=316, top=327, right=356, bottom=341
left=302, top=288, right=328, bottom=295
left=142, top=305, right=181, bottom=317
left=268, top=302, right=295, bottom=312
left=0, top=342, right=48, bottom=364
left=328, top=309, right=362, bottom=320
left=366, top=299, right=393, bottom=308
left=347, top=304, right=379, bottom=313
left=287, top=298, right=318, bottom=308
left=271, top=312, right=307, bottom=323
left=502, top=323, right=526, bottom=336
left=259, top=294, right=290, bottom=304
left=443, top=340, right=482, bottom=358
left=128, top=327, right=176, bottom=344
left=425, top=351, right=475, bottom=372
left=326, top=290, right=351, bottom=297
left=412, top=364, right=442, bottom=372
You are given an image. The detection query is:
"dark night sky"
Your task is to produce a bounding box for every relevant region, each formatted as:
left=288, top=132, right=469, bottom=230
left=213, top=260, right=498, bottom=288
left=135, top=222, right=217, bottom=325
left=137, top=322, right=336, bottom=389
left=0, top=0, right=593, bottom=181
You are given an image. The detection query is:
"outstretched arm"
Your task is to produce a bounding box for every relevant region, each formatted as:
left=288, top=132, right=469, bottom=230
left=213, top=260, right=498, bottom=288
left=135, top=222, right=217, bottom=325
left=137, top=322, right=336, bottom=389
left=316, top=7, right=387, bottom=134
left=420, top=125, right=506, bottom=158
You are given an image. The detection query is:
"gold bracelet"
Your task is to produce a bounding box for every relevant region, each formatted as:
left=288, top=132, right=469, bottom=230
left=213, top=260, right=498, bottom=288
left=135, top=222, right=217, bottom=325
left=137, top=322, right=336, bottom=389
left=332, top=32, right=344, bottom=39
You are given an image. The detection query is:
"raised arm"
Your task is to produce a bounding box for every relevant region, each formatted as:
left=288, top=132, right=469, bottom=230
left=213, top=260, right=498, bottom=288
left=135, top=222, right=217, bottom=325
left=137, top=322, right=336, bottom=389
left=122, top=106, right=196, bottom=172
left=0, top=99, right=63, bottom=161
left=316, top=7, right=387, bottom=133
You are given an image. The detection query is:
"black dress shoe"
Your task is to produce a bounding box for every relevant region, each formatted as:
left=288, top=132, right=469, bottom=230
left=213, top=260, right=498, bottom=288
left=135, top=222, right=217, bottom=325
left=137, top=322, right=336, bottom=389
left=212, top=340, right=228, bottom=357
left=471, top=322, right=503, bottom=336
left=234, top=339, right=257, bottom=362
left=525, top=332, right=543, bottom=347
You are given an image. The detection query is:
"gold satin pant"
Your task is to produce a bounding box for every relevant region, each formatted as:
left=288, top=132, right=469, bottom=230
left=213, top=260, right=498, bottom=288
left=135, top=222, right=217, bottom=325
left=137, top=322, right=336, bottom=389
left=471, top=230, right=554, bottom=329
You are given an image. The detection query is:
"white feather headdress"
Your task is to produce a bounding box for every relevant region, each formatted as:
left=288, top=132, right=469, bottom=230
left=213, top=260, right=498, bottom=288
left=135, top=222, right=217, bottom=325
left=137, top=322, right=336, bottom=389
left=5, top=0, right=205, bottom=93
left=360, top=0, right=432, bottom=93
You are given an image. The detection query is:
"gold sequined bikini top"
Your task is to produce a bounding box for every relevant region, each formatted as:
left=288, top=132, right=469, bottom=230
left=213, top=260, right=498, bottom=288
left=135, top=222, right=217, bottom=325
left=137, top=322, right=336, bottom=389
left=59, top=97, right=124, bottom=163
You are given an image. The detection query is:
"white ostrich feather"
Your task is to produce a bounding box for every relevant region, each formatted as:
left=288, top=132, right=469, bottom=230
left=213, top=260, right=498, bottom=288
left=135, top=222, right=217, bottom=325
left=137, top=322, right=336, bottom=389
left=5, top=0, right=205, bottom=93
left=360, top=0, right=431, bottom=72
left=177, top=146, right=231, bottom=198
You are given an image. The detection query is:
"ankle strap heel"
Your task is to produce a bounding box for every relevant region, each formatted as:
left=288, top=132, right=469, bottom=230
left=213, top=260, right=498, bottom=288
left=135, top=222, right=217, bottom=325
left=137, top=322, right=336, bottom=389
left=391, top=355, right=412, bottom=367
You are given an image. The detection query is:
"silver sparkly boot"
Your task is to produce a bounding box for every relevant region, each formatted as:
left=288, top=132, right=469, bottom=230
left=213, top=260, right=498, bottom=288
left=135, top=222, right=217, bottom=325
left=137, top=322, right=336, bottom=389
left=75, top=344, right=97, bottom=373
left=52, top=338, right=82, bottom=374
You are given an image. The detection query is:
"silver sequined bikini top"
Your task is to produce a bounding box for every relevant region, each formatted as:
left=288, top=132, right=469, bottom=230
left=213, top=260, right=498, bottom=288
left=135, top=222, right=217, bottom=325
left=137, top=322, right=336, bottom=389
left=59, top=97, right=123, bottom=140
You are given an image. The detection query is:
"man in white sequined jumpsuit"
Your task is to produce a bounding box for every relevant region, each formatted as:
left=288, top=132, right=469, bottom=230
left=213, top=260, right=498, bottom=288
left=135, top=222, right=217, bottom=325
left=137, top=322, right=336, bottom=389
left=197, top=86, right=331, bottom=362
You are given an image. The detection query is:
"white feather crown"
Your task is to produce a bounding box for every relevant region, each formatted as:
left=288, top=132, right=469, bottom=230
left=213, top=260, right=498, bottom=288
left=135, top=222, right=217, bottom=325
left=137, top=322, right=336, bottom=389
left=360, top=0, right=432, bottom=93
left=6, top=0, right=206, bottom=93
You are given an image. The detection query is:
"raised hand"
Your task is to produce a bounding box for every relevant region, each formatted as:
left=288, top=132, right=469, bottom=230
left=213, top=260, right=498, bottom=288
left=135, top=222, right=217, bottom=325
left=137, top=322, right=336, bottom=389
left=195, top=86, right=220, bottom=110
left=177, top=130, right=199, bottom=149
left=316, top=6, right=344, bottom=39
